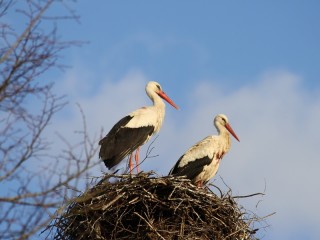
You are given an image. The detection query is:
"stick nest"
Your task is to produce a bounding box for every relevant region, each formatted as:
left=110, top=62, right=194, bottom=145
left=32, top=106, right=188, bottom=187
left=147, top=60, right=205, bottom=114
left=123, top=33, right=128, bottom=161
left=50, top=172, right=260, bottom=240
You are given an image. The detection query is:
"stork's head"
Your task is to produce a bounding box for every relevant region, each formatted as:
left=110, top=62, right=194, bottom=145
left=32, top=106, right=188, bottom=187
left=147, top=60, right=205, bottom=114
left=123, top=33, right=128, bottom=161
left=214, top=114, right=240, bottom=142
left=146, top=81, right=179, bottom=109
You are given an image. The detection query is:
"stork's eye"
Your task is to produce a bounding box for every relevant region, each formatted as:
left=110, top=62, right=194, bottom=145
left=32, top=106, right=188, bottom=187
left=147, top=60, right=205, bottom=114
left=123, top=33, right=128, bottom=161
left=156, top=84, right=161, bottom=90
left=222, top=118, right=227, bottom=124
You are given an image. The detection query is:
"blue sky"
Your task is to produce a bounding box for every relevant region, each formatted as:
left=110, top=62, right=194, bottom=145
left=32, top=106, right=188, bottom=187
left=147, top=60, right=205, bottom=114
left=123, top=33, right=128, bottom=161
left=55, top=1, right=320, bottom=90
left=7, top=1, right=320, bottom=239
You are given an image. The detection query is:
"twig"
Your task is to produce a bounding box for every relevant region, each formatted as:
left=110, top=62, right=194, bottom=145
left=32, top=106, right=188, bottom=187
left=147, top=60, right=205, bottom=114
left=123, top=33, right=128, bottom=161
left=233, top=193, right=265, bottom=199
left=133, top=212, right=166, bottom=240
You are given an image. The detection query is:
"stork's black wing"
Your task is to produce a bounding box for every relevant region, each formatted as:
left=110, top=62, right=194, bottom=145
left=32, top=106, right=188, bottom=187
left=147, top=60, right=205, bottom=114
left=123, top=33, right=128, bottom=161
left=99, top=115, right=154, bottom=169
left=169, top=155, right=212, bottom=182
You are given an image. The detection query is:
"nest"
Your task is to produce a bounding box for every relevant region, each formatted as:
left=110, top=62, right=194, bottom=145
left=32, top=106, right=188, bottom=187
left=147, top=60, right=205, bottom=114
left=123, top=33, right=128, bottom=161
left=50, top=172, right=260, bottom=240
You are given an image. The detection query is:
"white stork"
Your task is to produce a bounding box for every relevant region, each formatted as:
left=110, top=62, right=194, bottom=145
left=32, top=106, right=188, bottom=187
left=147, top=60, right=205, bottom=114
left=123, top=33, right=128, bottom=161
left=99, top=81, right=178, bottom=173
left=169, top=114, right=240, bottom=187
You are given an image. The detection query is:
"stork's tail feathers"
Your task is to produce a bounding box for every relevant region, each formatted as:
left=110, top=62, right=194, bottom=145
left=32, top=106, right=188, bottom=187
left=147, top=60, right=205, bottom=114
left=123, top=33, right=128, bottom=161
left=103, top=159, right=116, bottom=170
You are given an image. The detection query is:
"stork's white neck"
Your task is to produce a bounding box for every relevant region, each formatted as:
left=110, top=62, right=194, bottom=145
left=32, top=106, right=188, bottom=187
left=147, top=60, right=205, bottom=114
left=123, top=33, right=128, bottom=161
left=148, top=91, right=166, bottom=133
left=215, top=122, right=231, bottom=148
left=215, top=121, right=224, bottom=135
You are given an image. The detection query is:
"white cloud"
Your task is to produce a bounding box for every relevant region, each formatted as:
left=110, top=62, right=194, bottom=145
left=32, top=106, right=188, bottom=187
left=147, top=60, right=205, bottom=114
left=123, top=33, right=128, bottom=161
left=48, top=68, right=320, bottom=239
left=52, top=69, right=148, bottom=144
left=171, top=71, right=320, bottom=239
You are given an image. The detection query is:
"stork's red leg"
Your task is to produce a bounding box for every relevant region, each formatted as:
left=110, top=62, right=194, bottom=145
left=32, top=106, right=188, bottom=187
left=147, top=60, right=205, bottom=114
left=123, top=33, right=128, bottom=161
left=135, top=147, right=140, bottom=173
left=129, top=153, right=134, bottom=174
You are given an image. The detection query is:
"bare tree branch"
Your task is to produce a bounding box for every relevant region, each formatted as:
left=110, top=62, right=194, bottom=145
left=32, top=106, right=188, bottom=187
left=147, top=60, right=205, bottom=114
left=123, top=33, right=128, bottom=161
left=0, top=0, right=53, bottom=64
left=0, top=1, right=98, bottom=239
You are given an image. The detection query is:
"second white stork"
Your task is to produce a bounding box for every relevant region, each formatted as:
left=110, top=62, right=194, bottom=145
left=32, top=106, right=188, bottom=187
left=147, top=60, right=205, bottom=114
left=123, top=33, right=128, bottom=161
left=99, top=81, right=179, bottom=173
left=169, top=114, right=240, bottom=187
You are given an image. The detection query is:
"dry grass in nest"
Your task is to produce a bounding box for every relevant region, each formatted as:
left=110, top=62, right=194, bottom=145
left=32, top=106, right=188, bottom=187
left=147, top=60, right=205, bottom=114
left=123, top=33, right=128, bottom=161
left=49, top=172, right=263, bottom=240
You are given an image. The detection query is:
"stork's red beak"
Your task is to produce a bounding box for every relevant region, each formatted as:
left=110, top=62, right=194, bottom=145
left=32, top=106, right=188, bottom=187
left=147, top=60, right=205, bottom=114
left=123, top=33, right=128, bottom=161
left=225, top=123, right=240, bottom=142
left=158, top=91, right=179, bottom=110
